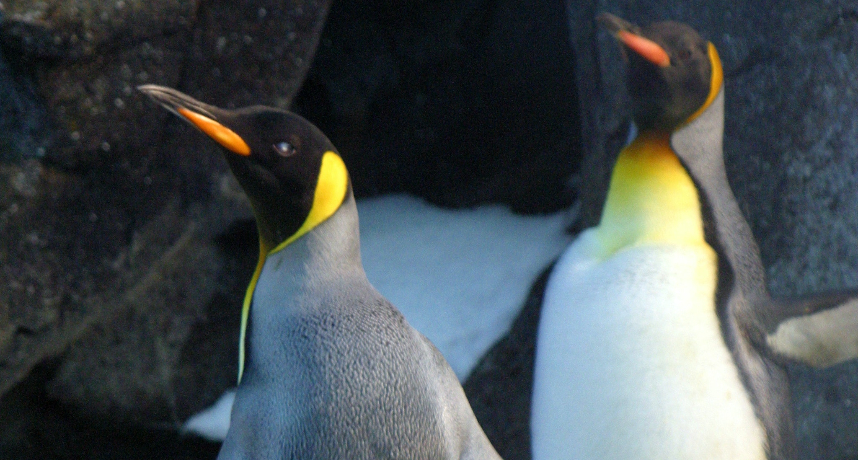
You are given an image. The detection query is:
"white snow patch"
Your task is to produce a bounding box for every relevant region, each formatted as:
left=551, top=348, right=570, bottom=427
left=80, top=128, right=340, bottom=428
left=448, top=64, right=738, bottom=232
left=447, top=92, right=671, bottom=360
left=182, top=390, right=235, bottom=441
left=182, top=193, right=573, bottom=440
left=358, top=194, right=571, bottom=378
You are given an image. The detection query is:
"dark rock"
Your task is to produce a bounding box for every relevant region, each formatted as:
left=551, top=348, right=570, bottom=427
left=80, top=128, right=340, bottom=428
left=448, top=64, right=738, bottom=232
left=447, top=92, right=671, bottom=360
left=44, top=211, right=238, bottom=425
left=0, top=0, right=192, bottom=59
left=38, top=0, right=333, bottom=426
left=0, top=0, right=195, bottom=169
left=0, top=44, right=51, bottom=160
left=790, top=361, right=858, bottom=460
left=0, top=361, right=221, bottom=459
left=0, top=0, right=332, bottom=437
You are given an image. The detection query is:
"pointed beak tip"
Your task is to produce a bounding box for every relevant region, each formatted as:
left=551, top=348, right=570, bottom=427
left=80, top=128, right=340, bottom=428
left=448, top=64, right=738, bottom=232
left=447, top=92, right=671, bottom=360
left=595, top=13, right=671, bottom=68
left=596, top=12, right=631, bottom=35
left=136, top=84, right=158, bottom=96
left=136, top=85, right=250, bottom=156
left=137, top=84, right=171, bottom=107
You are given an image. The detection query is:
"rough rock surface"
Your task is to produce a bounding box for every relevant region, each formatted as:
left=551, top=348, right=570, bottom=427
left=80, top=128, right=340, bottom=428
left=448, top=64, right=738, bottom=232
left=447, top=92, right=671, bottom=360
left=41, top=0, right=334, bottom=426
left=0, top=0, right=332, bottom=439
left=0, top=42, right=50, bottom=160
left=466, top=1, right=858, bottom=459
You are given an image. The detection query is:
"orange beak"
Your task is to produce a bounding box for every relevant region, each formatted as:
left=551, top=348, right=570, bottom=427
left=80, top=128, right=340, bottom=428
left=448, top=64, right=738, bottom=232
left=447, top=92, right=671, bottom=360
left=138, top=84, right=252, bottom=156
left=176, top=107, right=251, bottom=156
left=616, top=30, right=671, bottom=68
left=597, top=13, right=671, bottom=68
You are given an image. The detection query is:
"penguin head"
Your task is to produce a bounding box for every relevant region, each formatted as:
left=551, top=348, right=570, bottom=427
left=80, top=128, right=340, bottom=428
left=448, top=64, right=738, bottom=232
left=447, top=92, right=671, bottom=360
left=598, top=13, right=721, bottom=131
left=138, top=85, right=350, bottom=253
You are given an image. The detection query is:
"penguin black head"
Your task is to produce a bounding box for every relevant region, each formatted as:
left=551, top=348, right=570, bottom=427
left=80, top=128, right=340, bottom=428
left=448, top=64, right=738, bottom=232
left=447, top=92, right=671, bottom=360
left=138, top=85, right=350, bottom=253
left=598, top=13, right=719, bottom=131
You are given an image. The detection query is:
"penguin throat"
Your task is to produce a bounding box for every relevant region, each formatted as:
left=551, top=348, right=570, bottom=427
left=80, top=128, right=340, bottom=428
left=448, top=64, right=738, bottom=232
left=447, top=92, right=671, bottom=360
left=595, top=131, right=707, bottom=257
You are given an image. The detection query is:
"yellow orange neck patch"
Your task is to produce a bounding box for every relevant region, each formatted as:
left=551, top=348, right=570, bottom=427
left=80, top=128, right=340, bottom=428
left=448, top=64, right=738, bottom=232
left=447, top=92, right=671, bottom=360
left=596, top=131, right=706, bottom=257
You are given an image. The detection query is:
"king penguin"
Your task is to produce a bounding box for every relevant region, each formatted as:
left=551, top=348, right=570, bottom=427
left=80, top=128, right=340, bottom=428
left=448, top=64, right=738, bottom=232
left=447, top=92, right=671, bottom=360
left=530, top=13, right=858, bottom=460
left=138, top=85, right=502, bottom=460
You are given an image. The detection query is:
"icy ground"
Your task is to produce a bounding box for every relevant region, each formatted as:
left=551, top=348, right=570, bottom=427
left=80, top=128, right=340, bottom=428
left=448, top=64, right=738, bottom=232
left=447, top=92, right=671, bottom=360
left=184, top=194, right=572, bottom=440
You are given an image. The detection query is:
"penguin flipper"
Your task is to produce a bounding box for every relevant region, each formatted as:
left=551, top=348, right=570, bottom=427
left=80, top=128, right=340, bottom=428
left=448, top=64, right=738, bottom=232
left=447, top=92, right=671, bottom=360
left=765, top=292, right=858, bottom=368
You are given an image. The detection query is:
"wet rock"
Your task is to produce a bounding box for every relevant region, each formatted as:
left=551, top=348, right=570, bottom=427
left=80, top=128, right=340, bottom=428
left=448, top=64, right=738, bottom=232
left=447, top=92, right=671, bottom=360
left=36, top=0, right=333, bottom=427
left=0, top=361, right=222, bottom=460
left=0, top=0, right=192, bottom=59
left=1, top=0, right=195, bottom=169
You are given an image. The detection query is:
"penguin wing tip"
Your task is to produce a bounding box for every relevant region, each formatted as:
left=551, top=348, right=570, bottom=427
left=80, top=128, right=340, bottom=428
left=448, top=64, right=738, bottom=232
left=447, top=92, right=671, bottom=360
left=767, top=298, right=858, bottom=368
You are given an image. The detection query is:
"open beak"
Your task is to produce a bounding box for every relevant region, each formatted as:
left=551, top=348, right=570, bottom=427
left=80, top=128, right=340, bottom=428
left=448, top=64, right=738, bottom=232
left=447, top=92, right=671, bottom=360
left=597, top=13, right=671, bottom=68
left=138, top=84, right=251, bottom=156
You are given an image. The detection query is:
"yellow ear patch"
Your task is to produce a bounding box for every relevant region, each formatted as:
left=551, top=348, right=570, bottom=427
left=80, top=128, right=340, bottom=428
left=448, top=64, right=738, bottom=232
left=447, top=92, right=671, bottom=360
left=271, top=151, right=349, bottom=253
left=685, top=43, right=723, bottom=124
left=177, top=107, right=251, bottom=156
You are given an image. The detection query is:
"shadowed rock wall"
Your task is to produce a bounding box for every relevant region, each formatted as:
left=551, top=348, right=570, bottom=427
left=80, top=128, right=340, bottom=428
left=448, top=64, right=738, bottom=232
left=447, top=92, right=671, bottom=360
left=0, top=0, right=332, bottom=439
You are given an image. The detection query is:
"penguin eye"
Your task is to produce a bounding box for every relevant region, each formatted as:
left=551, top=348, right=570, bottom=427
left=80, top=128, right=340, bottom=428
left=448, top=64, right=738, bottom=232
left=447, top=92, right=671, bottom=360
left=273, top=141, right=296, bottom=157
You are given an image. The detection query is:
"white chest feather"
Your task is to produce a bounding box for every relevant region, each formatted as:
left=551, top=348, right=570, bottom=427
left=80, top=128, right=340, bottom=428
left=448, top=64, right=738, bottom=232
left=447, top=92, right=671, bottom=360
left=531, top=231, right=767, bottom=460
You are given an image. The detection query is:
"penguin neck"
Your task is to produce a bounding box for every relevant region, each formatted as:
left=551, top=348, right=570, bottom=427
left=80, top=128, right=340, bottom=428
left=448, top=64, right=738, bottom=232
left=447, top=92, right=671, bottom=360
left=240, top=193, right=365, bottom=381
left=686, top=146, right=769, bottom=297
left=595, top=130, right=707, bottom=256
left=261, top=191, right=364, bottom=295
left=670, top=89, right=769, bottom=297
